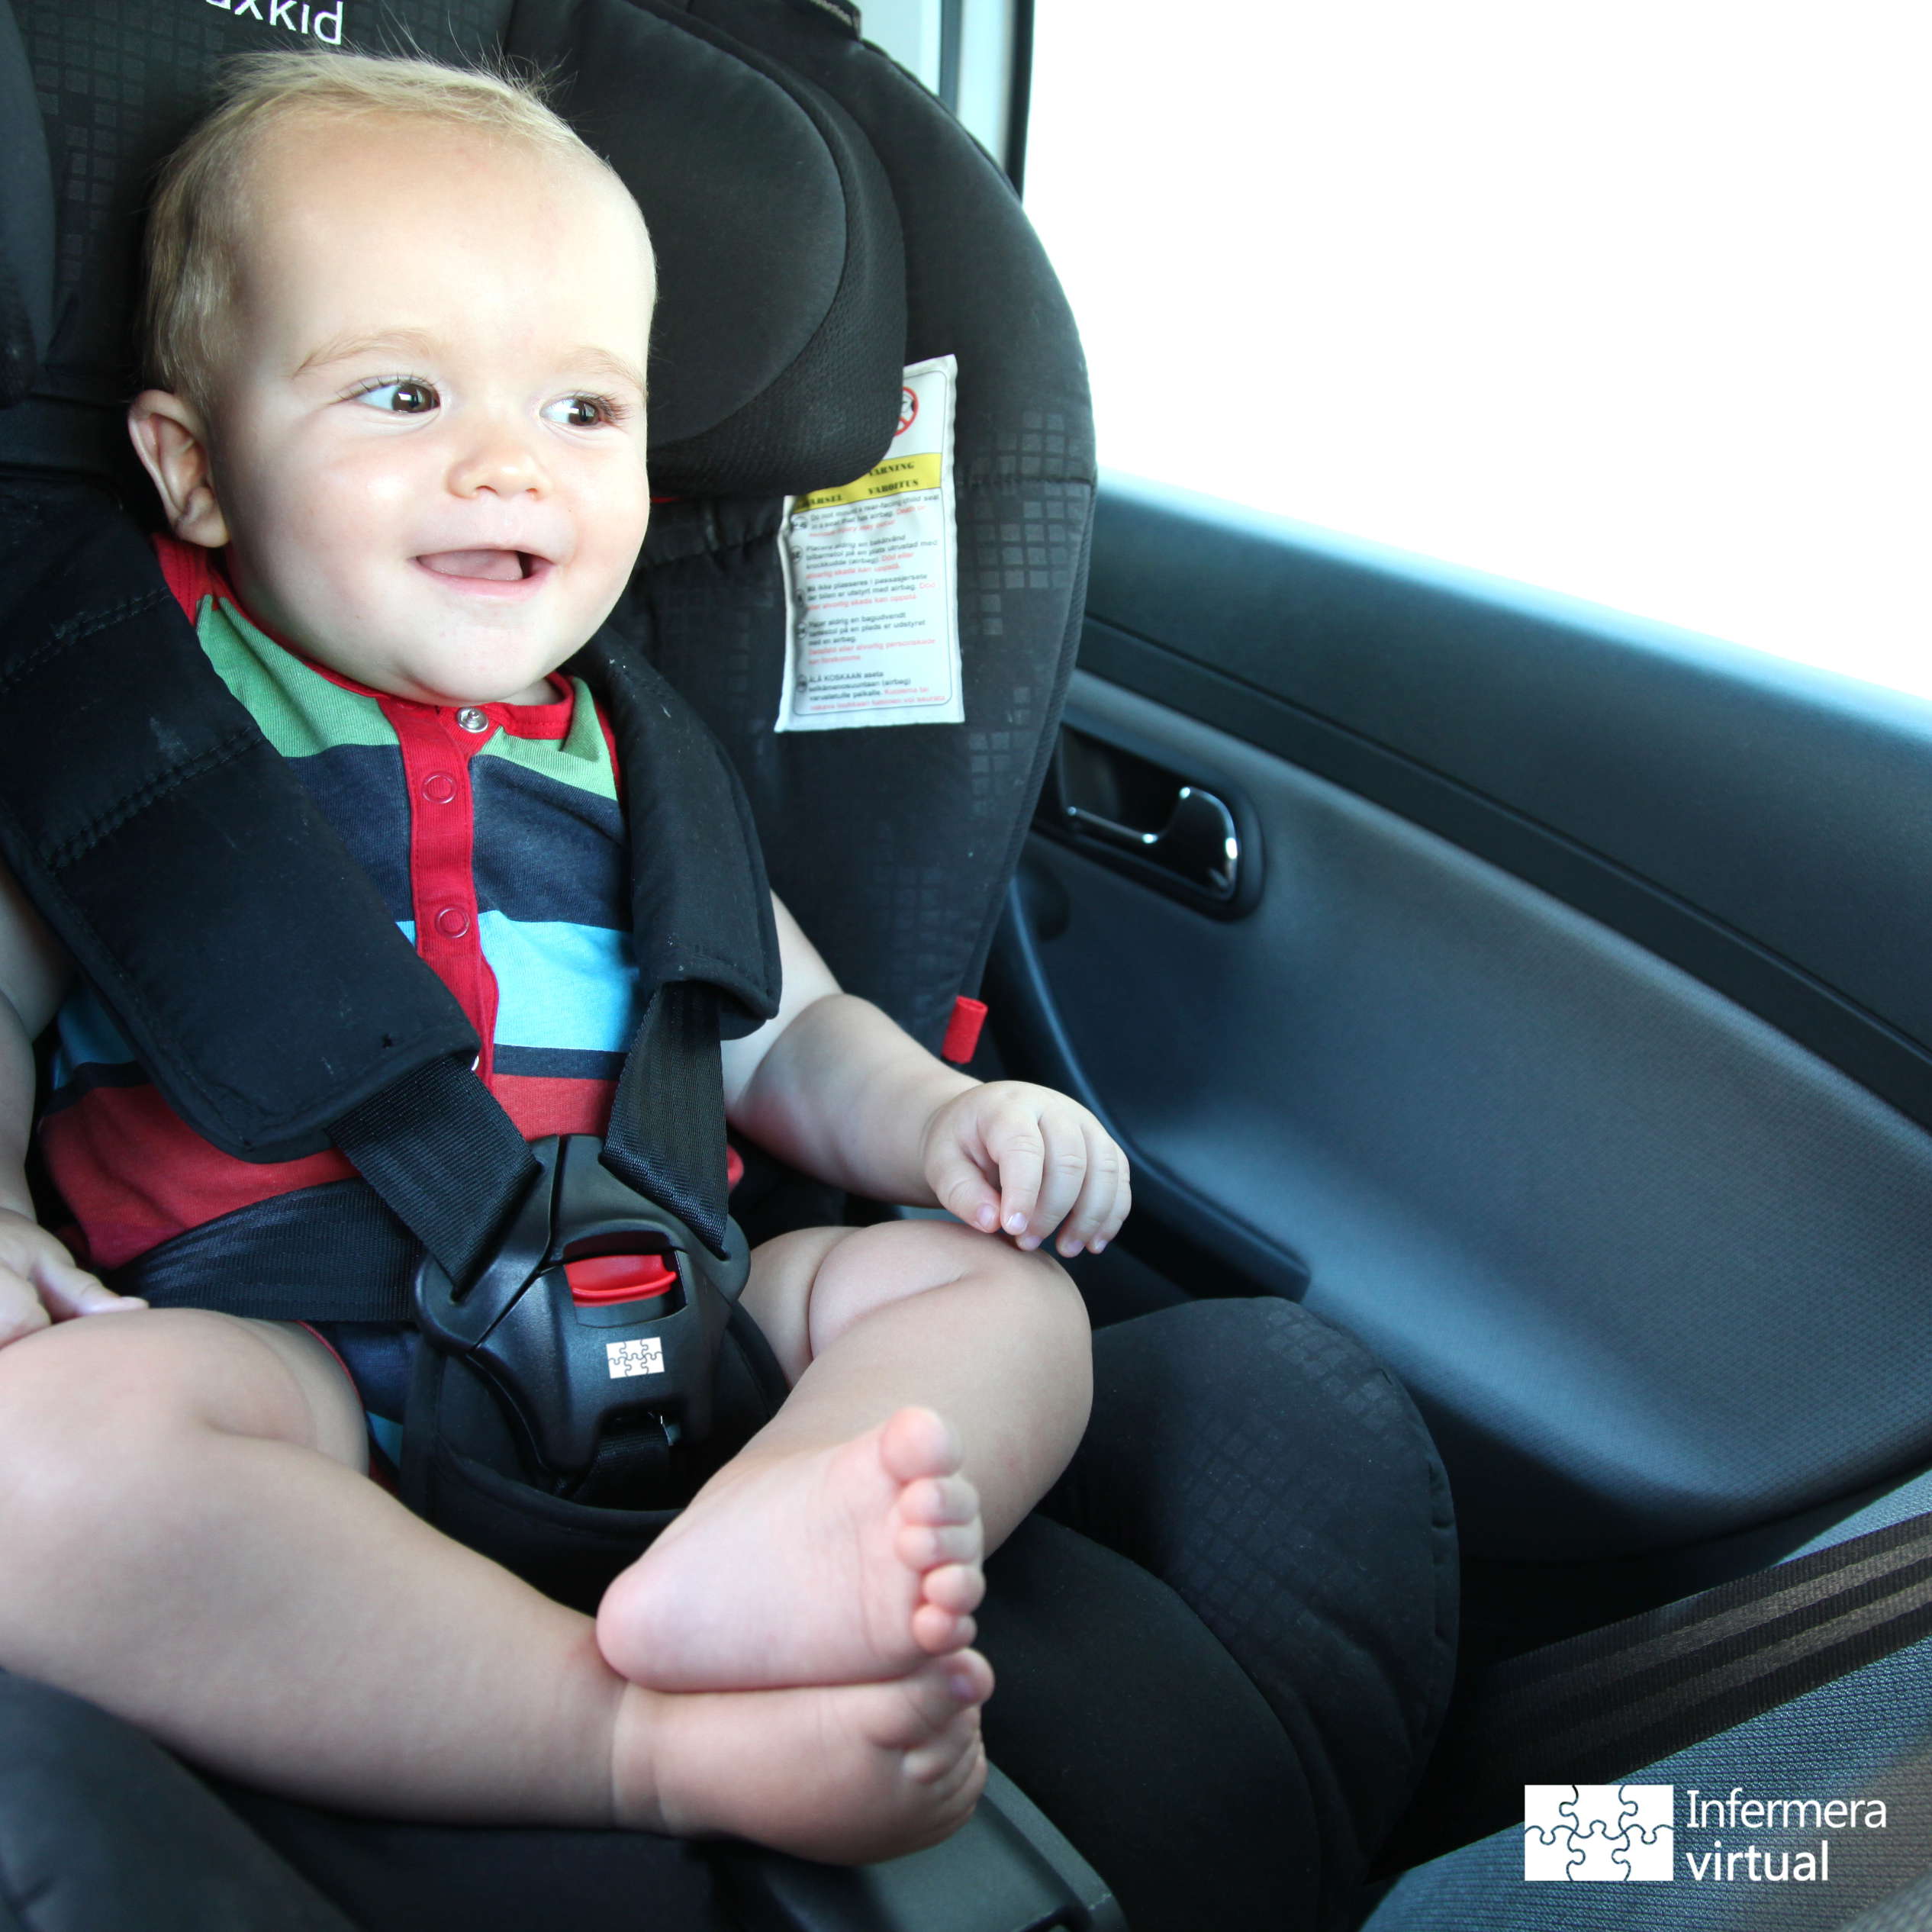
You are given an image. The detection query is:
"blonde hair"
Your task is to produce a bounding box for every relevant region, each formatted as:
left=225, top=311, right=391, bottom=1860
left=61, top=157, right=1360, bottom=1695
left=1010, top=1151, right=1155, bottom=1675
left=138, top=50, right=639, bottom=410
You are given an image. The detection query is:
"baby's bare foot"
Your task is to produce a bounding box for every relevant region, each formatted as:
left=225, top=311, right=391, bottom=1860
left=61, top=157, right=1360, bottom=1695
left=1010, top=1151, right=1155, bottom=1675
left=596, top=1406, right=984, bottom=1692
left=613, top=1650, right=993, bottom=1864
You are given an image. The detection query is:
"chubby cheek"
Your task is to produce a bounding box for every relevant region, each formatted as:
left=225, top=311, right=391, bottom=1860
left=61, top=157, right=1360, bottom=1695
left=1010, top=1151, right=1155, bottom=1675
left=580, top=465, right=652, bottom=591
left=284, top=451, right=432, bottom=617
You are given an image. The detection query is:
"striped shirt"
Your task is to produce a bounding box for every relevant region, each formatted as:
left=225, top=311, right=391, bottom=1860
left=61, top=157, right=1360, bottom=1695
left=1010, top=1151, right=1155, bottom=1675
left=39, top=538, right=735, bottom=1273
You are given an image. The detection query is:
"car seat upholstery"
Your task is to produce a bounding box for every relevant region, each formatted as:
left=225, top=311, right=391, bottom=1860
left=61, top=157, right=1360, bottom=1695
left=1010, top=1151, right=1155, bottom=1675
left=0, top=3, right=1462, bottom=1928
left=1364, top=1464, right=1932, bottom=1929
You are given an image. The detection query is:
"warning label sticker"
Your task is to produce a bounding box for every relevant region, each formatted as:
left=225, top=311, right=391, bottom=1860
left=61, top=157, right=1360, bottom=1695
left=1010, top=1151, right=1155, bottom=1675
left=775, top=355, right=961, bottom=732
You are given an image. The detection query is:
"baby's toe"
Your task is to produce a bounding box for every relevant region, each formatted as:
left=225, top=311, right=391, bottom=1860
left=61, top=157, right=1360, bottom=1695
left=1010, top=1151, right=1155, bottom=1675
left=912, top=1602, right=977, bottom=1655
left=909, top=1724, right=990, bottom=1799
left=877, top=1652, right=987, bottom=1746
left=897, top=1518, right=981, bottom=1571
left=924, top=1560, right=986, bottom=1616
left=878, top=1406, right=964, bottom=1485
left=901, top=1473, right=980, bottom=1528
left=905, top=1715, right=984, bottom=1789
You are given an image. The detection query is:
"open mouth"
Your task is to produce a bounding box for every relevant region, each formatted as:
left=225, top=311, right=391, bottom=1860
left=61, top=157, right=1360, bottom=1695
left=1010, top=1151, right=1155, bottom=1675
left=415, top=549, right=548, bottom=584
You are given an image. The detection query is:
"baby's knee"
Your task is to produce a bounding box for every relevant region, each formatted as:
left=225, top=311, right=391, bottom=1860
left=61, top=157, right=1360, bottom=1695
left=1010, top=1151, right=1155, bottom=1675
left=807, top=1217, right=1088, bottom=1357
left=0, top=1307, right=347, bottom=1494
left=2, top=1310, right=182, bottom=1463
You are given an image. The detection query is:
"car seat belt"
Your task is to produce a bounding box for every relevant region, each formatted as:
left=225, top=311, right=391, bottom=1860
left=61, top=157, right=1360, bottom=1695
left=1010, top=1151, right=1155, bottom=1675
left=1384, top=1506, right=1932, bottom=1869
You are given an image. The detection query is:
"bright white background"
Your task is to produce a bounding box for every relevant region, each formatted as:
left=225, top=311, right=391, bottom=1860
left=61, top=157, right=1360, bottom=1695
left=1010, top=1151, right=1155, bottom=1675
left=1022, top=3, right=1932, bottom=701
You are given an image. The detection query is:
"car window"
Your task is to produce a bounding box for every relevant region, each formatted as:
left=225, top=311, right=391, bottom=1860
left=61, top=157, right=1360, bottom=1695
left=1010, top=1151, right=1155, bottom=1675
left=1022, top=4, right=1930, bottom=702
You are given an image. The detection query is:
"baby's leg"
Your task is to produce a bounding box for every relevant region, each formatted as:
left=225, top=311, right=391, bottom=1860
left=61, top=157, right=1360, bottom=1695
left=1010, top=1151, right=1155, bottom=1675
left=0, top=1308, right=985, bottom=1860
left=597, top=1219, right=1092, bottom=1692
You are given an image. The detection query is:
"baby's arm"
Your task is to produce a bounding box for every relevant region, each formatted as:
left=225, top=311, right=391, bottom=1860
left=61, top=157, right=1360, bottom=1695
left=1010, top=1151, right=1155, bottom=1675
left=722, top=896, right=1129, bottom=1256
left=0, top=861, right=146, bottom=1345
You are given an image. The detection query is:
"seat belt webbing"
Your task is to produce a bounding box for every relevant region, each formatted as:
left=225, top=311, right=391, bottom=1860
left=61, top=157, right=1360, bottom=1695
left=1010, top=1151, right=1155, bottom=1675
left=602, top=980, right=729, bottom=1259
left=330, top=1055, right=543, bottom=1293
left=1386, top=1507, right=1932, bottom=1870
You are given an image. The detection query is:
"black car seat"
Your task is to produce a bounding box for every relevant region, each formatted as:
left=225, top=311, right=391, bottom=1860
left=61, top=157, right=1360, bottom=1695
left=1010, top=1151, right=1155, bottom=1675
left=0, top=2, right=1459, bottom=1928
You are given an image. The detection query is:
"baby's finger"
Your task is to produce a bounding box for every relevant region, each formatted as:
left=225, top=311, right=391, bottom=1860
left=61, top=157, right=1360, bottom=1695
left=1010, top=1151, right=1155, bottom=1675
left=1016, top=1113, right=1090, bottom=1250
left=981, top=1098, right=1045, bottom=1237
left=927, top=1138, right=1003, bottom=1233
left=1054, top=1126, right=1127, bottom=1255
left=0, top=1271, right=53, bottom=1348
left=32, top=1256, right=143, bottom=1322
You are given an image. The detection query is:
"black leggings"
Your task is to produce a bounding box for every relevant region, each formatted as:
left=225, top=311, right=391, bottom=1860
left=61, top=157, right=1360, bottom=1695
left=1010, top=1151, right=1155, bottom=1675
left=975, top=1297, right=1457, bottom=1932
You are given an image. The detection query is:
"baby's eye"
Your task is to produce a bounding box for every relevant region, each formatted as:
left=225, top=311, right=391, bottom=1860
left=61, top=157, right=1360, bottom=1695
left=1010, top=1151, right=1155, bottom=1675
left=353, top=379, right=440, bottom=414
left=543, top=394, right=622, bottom=429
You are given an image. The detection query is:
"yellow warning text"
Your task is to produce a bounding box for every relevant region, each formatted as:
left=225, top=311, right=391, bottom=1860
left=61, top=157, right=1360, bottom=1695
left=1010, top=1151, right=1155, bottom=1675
left=797, top=452, right=943, bottom=510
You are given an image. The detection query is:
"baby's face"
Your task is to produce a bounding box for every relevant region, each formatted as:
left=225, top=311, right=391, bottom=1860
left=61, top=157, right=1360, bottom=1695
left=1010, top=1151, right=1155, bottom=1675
left=191, top=115, right=654, bottom=705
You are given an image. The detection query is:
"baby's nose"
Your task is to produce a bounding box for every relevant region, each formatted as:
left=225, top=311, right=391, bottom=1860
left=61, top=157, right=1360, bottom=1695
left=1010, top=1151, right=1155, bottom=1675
left=450, top=422, right=546, bottom=497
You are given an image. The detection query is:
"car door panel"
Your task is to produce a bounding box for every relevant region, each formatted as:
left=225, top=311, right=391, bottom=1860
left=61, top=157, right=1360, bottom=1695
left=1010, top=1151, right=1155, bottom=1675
left=1069, top=476, right=1932, bottom=1133
left=993, top=475, right=1932, bottom=1635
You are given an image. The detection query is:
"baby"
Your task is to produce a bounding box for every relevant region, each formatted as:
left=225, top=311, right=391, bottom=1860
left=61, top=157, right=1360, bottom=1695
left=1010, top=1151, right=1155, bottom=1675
left=0, top=53, right=1124, bottom=1863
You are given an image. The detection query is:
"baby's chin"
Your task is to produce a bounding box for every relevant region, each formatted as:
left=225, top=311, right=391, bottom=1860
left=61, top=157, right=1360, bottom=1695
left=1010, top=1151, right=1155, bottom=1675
left=395, top=668, right=565, bottom=707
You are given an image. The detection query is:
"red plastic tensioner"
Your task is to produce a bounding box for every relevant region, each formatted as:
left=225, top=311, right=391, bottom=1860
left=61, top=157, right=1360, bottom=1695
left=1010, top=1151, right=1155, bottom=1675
left=942, top=995, right=987, bottom=1066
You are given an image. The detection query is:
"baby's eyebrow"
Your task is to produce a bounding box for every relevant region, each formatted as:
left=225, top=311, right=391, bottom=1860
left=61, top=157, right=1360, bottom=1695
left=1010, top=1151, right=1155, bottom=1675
left=569, top=348, right=649, bottom=400
left=294, top=327, right=446, bottom=377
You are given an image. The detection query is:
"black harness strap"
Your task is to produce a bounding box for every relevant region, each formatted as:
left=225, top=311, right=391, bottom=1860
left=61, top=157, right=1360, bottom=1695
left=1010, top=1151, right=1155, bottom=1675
left=330, top=1056, right=542, bottom=1293
left=1385, top=1506, right=1932, bottom=1869
left=110, top=1178, right=420, bottom=1320
left=602, top=980, right=730, bottom=1260
left=113, top=1058, right=543, bottom=1315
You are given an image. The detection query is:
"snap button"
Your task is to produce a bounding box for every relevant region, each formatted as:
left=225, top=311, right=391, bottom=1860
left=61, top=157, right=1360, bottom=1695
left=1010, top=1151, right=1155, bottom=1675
left=434, top=906, right=471, bottom=939
left=456, top=707, right=490, bottom=734
left=422, top=771, right=458, bottom=804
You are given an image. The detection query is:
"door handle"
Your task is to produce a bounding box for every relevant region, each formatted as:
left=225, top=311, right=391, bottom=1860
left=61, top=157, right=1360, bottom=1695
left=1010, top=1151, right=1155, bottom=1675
left=1035, top=726, right=1255, bottom=913
left=1064, top=786, right=1241, bottom=900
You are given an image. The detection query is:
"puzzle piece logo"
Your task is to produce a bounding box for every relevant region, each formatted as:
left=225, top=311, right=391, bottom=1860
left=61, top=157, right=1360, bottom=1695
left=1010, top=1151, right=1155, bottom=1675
left=1525, top=1784, right=1674, bottom=1880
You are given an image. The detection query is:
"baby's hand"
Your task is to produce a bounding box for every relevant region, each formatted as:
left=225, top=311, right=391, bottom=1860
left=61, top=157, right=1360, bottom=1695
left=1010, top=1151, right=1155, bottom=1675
left=920, top=1082, right=1131, bottom=1257
left=0, top=1206, right=146, bottom=1350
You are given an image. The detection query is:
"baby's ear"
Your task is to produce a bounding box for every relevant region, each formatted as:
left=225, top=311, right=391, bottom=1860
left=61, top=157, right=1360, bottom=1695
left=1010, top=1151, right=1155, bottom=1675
left=127, top=391, right=230, bottom=549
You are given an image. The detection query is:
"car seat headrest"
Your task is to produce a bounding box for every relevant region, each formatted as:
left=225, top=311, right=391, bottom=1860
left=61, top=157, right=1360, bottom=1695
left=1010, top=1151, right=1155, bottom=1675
left=0, top=0, right=903, bottom=497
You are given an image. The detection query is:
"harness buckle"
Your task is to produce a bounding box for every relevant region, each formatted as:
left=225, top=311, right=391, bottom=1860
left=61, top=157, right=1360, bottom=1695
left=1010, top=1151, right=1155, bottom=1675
left=412, top=1134, right=749, bottom=1476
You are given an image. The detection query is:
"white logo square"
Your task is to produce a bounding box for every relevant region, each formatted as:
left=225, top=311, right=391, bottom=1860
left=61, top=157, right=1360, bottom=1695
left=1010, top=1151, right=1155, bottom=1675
left=606, top=1337, right=665, bottom=1380
left=1525, top=1784, right=1674, bottom=1881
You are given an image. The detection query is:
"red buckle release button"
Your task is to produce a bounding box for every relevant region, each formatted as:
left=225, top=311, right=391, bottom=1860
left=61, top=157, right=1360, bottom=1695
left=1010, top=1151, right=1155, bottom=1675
left=565, top=1254, right=680, bottom=1304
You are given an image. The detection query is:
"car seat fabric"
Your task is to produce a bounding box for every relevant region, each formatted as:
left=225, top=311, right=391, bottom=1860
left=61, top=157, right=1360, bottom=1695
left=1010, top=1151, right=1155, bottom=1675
left=1363, top=1467, right=1932, bottom=1930
left=0, top=1670, right=362, bottom=1932
left=607, top=0, right=1096, bottom=1052
left=977, top=1299, right=1457, bottom=1932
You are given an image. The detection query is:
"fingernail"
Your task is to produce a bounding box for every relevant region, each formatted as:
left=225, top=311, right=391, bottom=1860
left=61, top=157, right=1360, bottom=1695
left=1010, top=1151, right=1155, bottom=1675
left=949, top=1668, right=977, bottom=1702
left=1092, top=1239, right=1106, bottom=1254
left=976, top=1205, right=997, bottom=1230
left=1005, top=1213, right=1027, bottom=1235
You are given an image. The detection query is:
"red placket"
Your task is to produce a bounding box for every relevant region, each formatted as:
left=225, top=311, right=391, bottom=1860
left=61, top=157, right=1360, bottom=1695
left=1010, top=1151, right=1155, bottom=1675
left=377, top=697, right=506, bottom=1082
